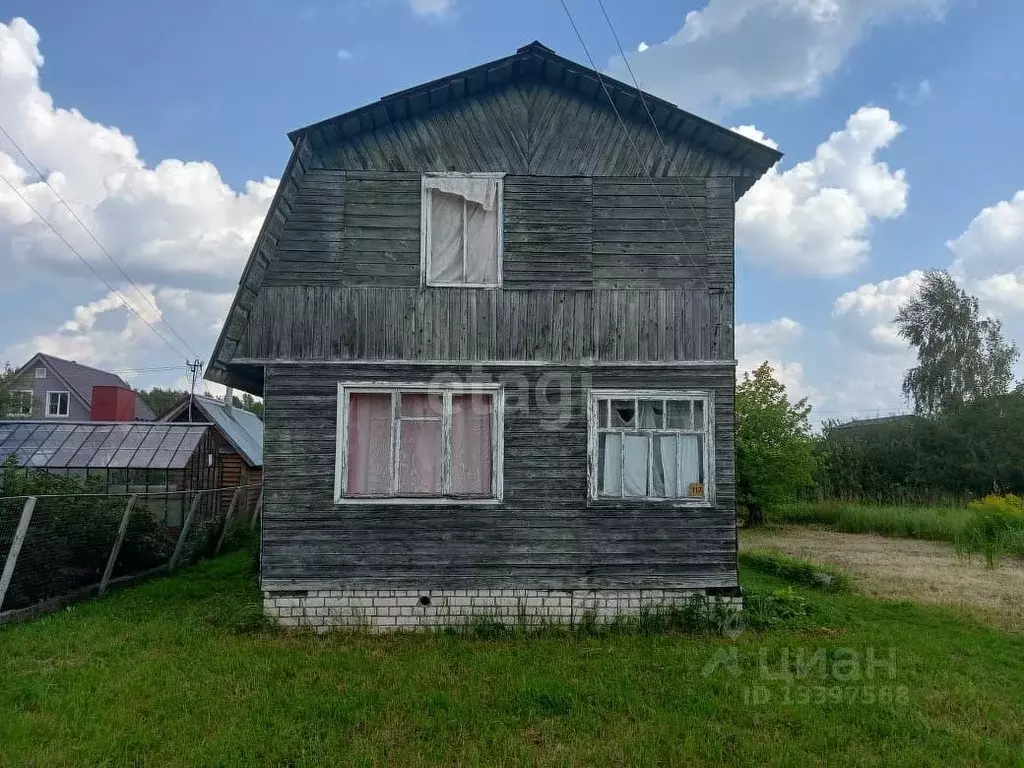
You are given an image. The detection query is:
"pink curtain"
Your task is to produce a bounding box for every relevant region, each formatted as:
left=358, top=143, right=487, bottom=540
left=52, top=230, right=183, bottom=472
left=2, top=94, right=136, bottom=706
left=399, top=420, right=442, bottom=494
left=347, top=393, right=393, bottom=495
left=451, top=394, right=492, bottom=495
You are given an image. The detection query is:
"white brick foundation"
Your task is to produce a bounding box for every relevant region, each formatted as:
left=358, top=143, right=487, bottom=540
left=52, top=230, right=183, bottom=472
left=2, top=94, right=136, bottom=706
left=262, top=588, right=742, bottom=632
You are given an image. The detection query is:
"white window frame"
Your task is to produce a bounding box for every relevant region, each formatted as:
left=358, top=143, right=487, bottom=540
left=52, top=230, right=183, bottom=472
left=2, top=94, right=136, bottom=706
left=420, top=172, right=504, bottom=289
left=335, top=381, right=504, bottom=504
left=46, top=390, right=71, bottom=418
left=12, top=390, right=34, bottom=417
left=587, top=389, right=715, bottom=506
left=34, top=367, right=46, bottom=379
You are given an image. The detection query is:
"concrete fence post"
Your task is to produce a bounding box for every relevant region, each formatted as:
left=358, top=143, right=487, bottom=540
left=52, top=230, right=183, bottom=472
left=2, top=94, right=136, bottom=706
left=213, top=487, right=242, bottom=556
left=0, top=496, right=37, bottom=612
left=99, top=494, right=138, bottom=597
left=169, top=492, right=204, bottom=571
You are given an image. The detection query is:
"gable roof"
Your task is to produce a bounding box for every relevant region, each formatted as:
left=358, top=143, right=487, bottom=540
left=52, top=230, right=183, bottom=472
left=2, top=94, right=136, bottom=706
left=159, top=395, right=263, bottom=467
left=206, top=41, right=784, bottom=394
left=14, top=353, right=156, bottom=420
left=289, top=41, right=782, bottom=176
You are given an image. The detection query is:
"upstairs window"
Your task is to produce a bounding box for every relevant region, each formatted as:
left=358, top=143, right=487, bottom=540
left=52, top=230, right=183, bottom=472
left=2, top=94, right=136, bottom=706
left=421, top=173, right=503, bottom=287
left=589, top=391, right=713, bottom=502
left=46, top=391, right=70, bottom=417
left=34, top=367, right=46, bottom=378
left=337, top=383, right=503, bottom=502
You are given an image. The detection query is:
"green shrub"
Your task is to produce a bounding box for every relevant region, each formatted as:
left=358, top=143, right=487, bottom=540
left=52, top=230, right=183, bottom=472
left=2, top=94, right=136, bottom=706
left=955, top=494, right=1024, bottom=567
left=740, top=551, right=852, bottom=593
left=0, top=465, right=177, bottom=610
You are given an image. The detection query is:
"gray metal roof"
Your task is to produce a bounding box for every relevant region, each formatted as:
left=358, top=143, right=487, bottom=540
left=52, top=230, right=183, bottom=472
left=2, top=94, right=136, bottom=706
left=160, top=396, right=263, bottom=467
left=0, top=421, right=210, bottom=469
left=17, top=353, right=157, bottom=420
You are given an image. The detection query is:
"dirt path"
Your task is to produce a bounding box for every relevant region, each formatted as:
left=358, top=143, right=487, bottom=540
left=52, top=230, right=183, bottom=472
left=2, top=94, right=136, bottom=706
left=741, top=526, right=1024, bottom=632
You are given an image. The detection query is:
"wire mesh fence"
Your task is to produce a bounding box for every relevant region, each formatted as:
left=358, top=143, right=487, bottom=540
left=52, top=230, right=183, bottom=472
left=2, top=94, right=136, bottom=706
left=0, top=482, right=261, bottom=621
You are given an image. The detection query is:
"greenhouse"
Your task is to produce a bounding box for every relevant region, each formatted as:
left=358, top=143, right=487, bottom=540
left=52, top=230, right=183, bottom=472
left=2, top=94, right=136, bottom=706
left=0, top=421, right=218, bottom=526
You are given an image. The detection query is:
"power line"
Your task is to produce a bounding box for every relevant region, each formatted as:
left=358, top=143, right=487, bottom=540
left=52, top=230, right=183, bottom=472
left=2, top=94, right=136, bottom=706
left=0, top=122, right=202, bottom=361
left=593, top=0, right=720, bottom=259
left=557, top=0, right=713, bottom=294
left=0, top=170, right=193, bottom=363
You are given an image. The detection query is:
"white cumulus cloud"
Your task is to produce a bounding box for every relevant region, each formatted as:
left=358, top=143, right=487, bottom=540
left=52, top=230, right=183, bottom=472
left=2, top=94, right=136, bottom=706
left=608, top=0, right=947, bottom=116
left=736, top=107, right=908, bottom=276
left=0, top=17, right=276, bottom=386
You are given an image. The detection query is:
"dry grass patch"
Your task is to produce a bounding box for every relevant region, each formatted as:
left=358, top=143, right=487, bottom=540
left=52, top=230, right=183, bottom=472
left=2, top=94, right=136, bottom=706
left=742, top=526, right=1024, bottom=632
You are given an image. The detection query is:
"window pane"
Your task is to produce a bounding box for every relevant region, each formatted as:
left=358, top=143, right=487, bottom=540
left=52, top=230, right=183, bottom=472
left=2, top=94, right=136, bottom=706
left=465, top=201, right=499, bottom=283
left=666, top=400, right=691, bottom=429
left=598, top=432, right=622, bottom=497
left=679, top=434, right=704, bottom=496
left=428, top=190, right=465, bottom=283
left=401, top=393, right=443, bottom=418
left=622, top=434, right=649, bottom=497
left=347, top=393, right=393, bottom=496
left=451, top=394, right=492, bottom=495
left=611, top=400, right=635, bottom=428
left=693, top=400, right=705, bottom=429
left=398, top=420, right=442, bottom=495
left=597, top=399, right=609, bottom=428
left=652, top=435, right=678, bottom=497
left=639, top=400, right=663, bottom=429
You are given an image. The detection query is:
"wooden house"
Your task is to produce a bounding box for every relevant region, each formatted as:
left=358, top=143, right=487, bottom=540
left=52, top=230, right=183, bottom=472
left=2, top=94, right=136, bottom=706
left=206, top=42, right=781, bottom=629
left=160, top=395, right=264, bottom=518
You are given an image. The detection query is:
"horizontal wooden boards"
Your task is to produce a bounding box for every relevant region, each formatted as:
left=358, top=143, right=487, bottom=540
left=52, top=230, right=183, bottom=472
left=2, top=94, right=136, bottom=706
left=262, top=172, right=733, bottom=291
left=261, top=362, right=737, bottom=590
left=238, top=285, right=733, bottom=362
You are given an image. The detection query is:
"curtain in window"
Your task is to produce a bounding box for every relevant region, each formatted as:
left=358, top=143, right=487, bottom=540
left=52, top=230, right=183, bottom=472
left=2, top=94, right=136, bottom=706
left=451, top=394, right=492, bottom=495
left=679, top=434, right=702, bottom=493
left=347, top=393, right=393, bottom=495
left=622, top=434, right=649, bottom=497
left=428, top=190, right=464, bottom=284
left=600, top=433, right=622, bottom=496
left=653, top=435, right=677, bottom=497
left=465, top=202, right=499, bottom=283
left=426, top=176, right=500, bottom=284
left=398, top=421, right=442, bottom=494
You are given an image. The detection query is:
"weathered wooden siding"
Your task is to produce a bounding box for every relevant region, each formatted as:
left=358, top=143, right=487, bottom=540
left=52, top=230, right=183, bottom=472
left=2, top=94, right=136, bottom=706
left=261, top=363, right=737, bottom=591
left=309, top=82, right=758, bottom=181
left=237, top=286, right=733, bottom=362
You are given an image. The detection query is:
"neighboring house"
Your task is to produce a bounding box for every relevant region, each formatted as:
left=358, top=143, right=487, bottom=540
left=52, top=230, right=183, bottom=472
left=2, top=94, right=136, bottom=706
left=160, top=394, right=264, bottom=517
left=206, top=42, right=781, bottom=630
left=0, top=421, right=217, bottom=527
left=5, top=353, right=155, bottom=421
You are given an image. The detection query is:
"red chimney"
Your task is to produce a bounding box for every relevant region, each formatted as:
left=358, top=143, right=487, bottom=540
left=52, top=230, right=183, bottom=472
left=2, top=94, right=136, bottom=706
left=91, top=386, right=137, bottom=421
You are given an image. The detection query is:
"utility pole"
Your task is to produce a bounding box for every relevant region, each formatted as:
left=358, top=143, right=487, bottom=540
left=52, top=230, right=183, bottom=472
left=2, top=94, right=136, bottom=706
left=186, top=359, right=203, bottom=422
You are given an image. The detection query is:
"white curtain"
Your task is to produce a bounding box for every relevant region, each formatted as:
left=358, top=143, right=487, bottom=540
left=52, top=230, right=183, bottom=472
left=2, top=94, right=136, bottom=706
left=622, top=435, right=649, bottom=497
left=600, top=433, right=622, bottom=496
left=450, top=394, right=493, bottom=495
left=426, top=177, right=500, bottom=284
left=653, top=435, right=677, bottom=497
left=428, top=190, right=464, bottom=283
left=679, top=435, right=701, bottom=494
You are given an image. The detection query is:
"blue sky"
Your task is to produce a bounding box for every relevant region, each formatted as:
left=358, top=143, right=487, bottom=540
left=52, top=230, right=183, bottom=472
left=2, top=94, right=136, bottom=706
left=0, top=0, right=1022, bottom=420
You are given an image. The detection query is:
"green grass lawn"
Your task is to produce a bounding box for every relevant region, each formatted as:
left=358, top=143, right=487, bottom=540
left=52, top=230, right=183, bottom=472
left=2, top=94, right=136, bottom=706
left=774, top=500, right=973, bottom=541
left=2, top=553, right=1023, bottom=766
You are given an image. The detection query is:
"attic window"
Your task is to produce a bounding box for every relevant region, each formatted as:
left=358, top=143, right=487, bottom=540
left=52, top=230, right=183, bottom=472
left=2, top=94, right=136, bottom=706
left=34, top=367, right=46, bottom=379
left=421, top=173, right=503, bottom=287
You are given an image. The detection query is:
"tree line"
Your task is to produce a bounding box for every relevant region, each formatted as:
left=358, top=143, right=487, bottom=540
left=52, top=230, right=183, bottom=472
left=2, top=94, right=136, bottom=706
left=738, top=270, right=1021, bottom=520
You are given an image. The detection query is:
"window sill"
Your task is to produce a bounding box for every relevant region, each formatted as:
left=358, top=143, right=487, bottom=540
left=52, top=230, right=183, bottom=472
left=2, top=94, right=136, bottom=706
left=587, top=497, right=715, bottom=509
left=334, top=496, right=502, bottom=506
left=423, top=282, right=502, bottom=289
